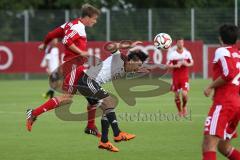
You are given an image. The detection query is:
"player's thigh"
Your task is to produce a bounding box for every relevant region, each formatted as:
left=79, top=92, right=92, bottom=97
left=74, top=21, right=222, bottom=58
left=202, top=134, right=220, bottom=151
left=204, top=104, right=235, bottom=139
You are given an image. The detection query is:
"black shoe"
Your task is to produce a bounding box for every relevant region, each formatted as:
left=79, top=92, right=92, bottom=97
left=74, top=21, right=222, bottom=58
left=84, top=127, right=101, bottom=137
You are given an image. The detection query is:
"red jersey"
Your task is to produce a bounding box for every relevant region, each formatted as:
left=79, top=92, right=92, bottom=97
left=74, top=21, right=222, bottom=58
left=43, top=18, right=87, bottom=64
left=61, top=19, right=87, bottom=63
left=212, top=46, right=240, bottom=106
left=167, top=49, right=193, bottom=81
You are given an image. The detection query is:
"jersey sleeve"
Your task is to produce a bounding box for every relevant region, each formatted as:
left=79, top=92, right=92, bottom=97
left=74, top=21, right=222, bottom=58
left=218, top=56, right=237, bottom=81
left=43, top=27, right=64, bottom=45
left=187, top=51, right=193, bottom=60
left=214, top=48, right=236, bottom=81
left=166, top=52, right=173, bottom=64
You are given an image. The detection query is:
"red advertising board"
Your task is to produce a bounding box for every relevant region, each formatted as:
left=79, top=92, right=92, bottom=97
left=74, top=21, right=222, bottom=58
left=0, top=41, right=203, bottom=74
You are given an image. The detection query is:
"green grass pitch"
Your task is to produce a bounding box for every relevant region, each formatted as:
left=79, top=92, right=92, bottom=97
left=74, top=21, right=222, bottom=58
left=0, top=79, right=239, bottom=160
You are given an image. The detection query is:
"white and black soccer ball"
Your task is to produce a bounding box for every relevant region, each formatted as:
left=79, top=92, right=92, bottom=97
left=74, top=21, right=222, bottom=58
left=153, top=33, right=172, bottom=50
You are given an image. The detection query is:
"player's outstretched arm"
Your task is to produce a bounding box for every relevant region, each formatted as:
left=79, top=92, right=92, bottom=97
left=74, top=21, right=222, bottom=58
left=143, top=63, right=167, bottom=70
left=39, top=27, right=64, bottom=51
left=104, top=41, right=142, bottom=53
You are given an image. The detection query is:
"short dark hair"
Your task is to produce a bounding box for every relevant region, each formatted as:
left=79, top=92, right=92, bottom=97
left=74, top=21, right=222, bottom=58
left=81, top=3, right=100, bottom=18
left=219, top=24, right=239, bottom=45
left=127, top=50, right=148, bottom=62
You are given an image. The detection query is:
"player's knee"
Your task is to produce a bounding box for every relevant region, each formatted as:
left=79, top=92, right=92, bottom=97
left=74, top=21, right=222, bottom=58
left=101, top=96, right=116, bottom=109
left=175, top=96, right=180, bottom=101
left=174, top=93, right=180, bottom=99
left=202, top=135, right=218, bottom=152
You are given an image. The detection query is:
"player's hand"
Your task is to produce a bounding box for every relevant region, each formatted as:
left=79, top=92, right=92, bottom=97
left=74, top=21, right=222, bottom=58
left=204, top=87, right=213, bottom=97
left=175, top=62, right=182, bottom=68
left=181, top=61, right=189, bottom=66
left=38, top=43, right=46, bottom=51
left=81, top=51, right=88, bottom=56
left=46, top=68, right=50, bottom=74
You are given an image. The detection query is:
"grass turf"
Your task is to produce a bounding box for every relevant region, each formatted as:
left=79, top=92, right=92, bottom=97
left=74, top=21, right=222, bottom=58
left=0, top=79, right=239, bottom=160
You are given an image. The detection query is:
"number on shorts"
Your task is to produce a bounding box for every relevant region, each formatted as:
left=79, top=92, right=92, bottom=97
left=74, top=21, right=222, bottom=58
left=205, top=116, right=212, bottom=126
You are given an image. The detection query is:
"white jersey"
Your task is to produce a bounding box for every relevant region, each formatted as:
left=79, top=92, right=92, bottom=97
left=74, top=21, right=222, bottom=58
left=45, top=46, right=60, bottom=73
left=85, top=50, right=125, bottom=84
left=167, top=48, right=192, bottom=64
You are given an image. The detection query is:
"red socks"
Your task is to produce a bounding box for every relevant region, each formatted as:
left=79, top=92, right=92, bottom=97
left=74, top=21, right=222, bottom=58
left=203, top=151, right=216, bottom=160
left=202, top=148, right=240, bottom=160
left=32, top=97, right=59, bottom=117
left=87, top=105, right=97, bottom=128
left=228, top=148, right=240, bottom=160
left=175, top=98, right=181, bottom=112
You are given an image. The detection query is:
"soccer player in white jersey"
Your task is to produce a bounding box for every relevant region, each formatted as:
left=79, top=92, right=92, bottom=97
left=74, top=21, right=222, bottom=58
left=167, top=38, right=194, bottom=117
left=41, top=38, right=60, bottom=98
left=70, top=47, right=148, bottom=152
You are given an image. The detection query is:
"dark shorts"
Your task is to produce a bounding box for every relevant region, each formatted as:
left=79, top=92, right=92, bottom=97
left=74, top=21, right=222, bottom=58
left=78, top=73, right=109, bottom=105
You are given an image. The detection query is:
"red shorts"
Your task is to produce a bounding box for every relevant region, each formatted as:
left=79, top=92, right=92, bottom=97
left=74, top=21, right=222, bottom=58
left=204, top=103, right=240, bottom=140
left=171, top=79, right=189, bottom=92
left=62, top=65, right=84, bottom=94
left=60, top=57, right=85, bottom=95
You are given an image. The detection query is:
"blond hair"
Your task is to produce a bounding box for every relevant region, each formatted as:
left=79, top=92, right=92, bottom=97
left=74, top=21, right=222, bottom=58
left=81, top=3, right=100, bottom=18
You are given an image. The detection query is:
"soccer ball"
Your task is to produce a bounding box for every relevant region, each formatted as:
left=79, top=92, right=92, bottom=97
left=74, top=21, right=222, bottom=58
left=153, top=33, right=172, bottom=50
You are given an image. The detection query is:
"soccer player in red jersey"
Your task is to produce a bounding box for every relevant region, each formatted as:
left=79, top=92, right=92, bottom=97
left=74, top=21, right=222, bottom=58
left=26, top=4, right=101, bottom=137
left=166, top=38, right=194, bottom=116
left=202, top=24, right=240, bottom=160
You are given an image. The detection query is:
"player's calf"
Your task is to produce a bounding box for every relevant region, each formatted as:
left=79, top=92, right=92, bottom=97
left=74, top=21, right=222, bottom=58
left=218, top=140, right=240, bottom=160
